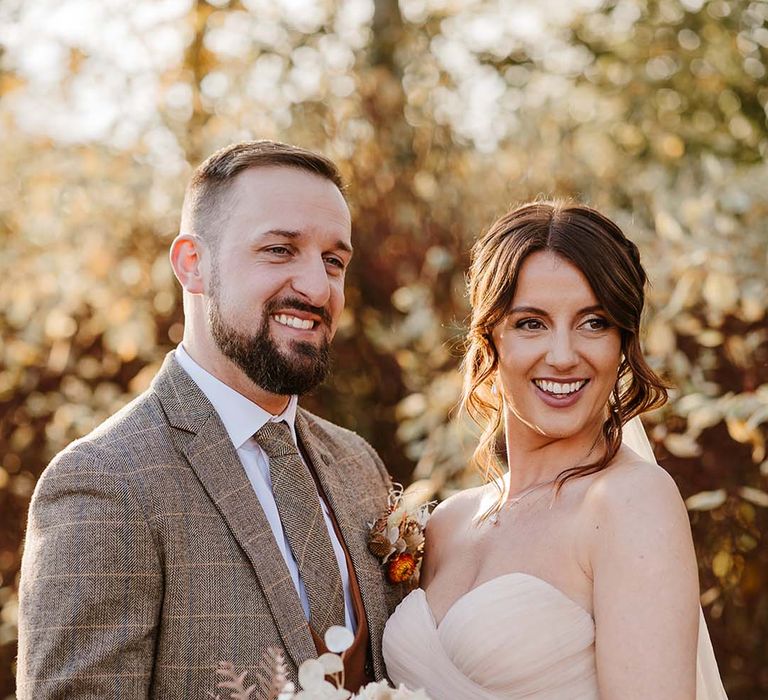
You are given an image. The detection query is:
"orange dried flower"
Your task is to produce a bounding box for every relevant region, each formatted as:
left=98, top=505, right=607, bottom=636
left=368, top=484, right=432, bottom=588
left=387, top=552, right=417, bottom=584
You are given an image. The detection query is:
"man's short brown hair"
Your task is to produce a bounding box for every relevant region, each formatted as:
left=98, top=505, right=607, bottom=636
left=182, top=140, right=344, bottom=248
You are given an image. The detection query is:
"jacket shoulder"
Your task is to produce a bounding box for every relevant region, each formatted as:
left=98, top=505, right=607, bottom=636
left=298, top=408, right=392, bottom=485
left=298, top=407, right=373, bottom=449
left=45, top=386, right=170, bottom=479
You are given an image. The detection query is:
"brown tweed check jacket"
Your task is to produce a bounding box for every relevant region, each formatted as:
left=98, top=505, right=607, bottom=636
left=17, top=352, right=403, bottom=699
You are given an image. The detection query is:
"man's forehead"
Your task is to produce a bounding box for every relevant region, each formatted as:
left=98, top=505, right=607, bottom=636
left=237, top=165, right=346, bottom=204
left=214, top=176, right=349, bottom=258
left=233, top=165, right=342, bottom=197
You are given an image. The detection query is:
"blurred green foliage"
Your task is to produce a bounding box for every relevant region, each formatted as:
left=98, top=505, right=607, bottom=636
left=1, top=0, right=767, bottom=697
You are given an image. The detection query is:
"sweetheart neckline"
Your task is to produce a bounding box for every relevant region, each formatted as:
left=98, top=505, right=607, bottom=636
left=419, top=571, right=594, bottom=629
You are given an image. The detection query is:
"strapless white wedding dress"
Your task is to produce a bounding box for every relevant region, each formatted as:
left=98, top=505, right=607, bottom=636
left=383, top=418, right=728, bottom=699
left=383, top=572, right=598, bottom=699
left=383, top=571, right=727, bottom=699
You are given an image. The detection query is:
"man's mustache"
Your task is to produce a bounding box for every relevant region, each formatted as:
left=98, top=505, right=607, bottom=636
left=265, top=298, right=332, bottom=326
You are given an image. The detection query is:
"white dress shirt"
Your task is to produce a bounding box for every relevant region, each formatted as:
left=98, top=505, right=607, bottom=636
left=175, top=345, right=357, bottom=632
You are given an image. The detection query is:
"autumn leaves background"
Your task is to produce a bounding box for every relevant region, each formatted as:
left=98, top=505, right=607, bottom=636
left=1, top=0, right=767, bottom=696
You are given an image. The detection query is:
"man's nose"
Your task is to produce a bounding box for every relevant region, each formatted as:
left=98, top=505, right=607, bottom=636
left=545, top=330, right=579, bottom=370
left=290, top=256, right=332, bottom=308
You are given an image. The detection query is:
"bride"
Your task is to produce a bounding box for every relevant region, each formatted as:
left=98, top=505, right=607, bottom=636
left=383, top=202, right=727, bottom=699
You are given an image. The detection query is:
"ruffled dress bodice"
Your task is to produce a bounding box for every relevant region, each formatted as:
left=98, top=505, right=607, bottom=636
left=383, top=573, right=598, bottom=700
left=383, top=571, right=727, bottom=699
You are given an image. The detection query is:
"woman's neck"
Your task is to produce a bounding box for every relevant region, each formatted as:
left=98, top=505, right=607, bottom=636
left=503, top=419, right=604, bottom=494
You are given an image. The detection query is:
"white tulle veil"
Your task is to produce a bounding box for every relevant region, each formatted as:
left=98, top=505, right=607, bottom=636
left=623, top=416, right=728, bottom=699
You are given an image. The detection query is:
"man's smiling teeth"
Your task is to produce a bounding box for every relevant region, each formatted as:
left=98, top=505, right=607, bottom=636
left=273, top=314, right=314, bottom=330
left=533, top=379, right=587, bottom=395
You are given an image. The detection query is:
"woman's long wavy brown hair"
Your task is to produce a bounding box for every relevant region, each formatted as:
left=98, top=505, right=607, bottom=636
left=460, top=201, right=669, bottom=521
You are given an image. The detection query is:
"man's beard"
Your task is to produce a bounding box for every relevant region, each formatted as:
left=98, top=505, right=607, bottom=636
left=207, top=289, right=332, bottom=397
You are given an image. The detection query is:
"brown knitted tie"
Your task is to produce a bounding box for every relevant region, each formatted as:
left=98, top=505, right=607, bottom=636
left=254, top=421, right=345, bottom=634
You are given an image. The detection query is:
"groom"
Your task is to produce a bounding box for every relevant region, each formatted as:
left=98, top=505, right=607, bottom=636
left=17, top=141, right=402, bottom=698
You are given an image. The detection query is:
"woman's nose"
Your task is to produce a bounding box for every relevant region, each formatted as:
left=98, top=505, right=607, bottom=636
left=545, top=331, right=579, bottom=370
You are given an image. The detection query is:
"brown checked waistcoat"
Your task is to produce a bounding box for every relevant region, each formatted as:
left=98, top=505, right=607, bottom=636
left=17, top=351, right=405, bottom=699
left=304, top=453, right=373, bottom=692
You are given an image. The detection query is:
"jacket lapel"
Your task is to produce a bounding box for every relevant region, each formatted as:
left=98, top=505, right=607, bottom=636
left=295, top=411, right=391, bottom=677
left=152, top=352, right=316, bottom=669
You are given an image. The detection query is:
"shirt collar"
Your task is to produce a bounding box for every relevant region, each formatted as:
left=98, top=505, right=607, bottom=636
left=175, top=344, right=299, bottom=450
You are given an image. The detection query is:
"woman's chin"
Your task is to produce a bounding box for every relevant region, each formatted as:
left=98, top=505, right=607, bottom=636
left=537, top=426, right=583, bottom=441
left=530, top=414, right=600, bottom=442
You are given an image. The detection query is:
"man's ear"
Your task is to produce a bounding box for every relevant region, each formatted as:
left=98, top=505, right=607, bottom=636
left=169, top=233, right=206, bottom=294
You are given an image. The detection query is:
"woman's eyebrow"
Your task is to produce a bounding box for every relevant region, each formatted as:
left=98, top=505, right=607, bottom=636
left=509, top=304, right=604, bottom=315
left=509, top=305, right=548, bottom=316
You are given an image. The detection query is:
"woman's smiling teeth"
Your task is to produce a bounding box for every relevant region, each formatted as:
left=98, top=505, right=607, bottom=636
left=533, top=379, right=588, bottom=395
left=273, top=314, right=315, bottom=330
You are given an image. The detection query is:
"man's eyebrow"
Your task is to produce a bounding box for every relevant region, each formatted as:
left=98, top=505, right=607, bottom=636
left=262, top=228, right=301, bottom=239
left=334, top=240, right=354, bottom=255
left=260, top=229, right=353, bottom=254
left=509, top=304, right=604, bottom=315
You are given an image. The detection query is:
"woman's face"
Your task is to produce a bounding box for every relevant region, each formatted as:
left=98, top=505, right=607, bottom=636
left=492, top=250, right=622, bottom=445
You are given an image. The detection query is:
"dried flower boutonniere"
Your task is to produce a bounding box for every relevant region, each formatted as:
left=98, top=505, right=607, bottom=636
left=367, top=484, right=433, bottom=587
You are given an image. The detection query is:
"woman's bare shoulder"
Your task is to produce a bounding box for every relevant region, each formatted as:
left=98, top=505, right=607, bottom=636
left=420, top=484, right=489, bottom=586
left=581, top=446, right=693, bottom=553
left=586, top=447, right=684, bottom=510
left=427, top=483, right=490, bottom=535
left=583, top=457, right=700, bottom=697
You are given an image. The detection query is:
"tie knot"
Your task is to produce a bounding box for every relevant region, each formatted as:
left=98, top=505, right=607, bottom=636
left=254, top=421, right=299, bottom=460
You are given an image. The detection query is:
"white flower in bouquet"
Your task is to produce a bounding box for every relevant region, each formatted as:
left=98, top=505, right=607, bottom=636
left=353, top=680, right=431, bottom=700
left=351, top=679, right=393, bottom=699
left=212, top=626, right=431, bottom=700
left=324, top=626, right=355, bottom=654
left=294, top=657, right=350, bottom=700
left=291, top=627, right=431, bottom=700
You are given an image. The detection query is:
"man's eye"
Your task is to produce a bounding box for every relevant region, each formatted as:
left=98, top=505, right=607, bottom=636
left=324, top=256, right=345, bottom=270
left=267, top=246, right=291, bottom=255
left=516, top=318, right=545, bottom=330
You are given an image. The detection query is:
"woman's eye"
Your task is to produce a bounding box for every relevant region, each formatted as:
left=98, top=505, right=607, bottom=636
left=516, top=318, right=545, bottom=331
left=583, top=317, right=609, bottom=330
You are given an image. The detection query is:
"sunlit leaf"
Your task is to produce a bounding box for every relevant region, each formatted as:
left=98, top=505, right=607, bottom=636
left=645, top=320, right=676, bottom=357
left=712, top=550, right=733, bottom=578
left=685, top=489, right=727, bottom=511
left=738, top=487, right=768, bottom=509
left=0, top=0, right=765, bottom=693
left=703, top=272, right=740, bottom=314
left=664, top=433, right=702, bottom=458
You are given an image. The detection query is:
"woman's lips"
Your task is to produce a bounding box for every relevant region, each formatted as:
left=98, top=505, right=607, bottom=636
left=532, top=379, right=589, bottom=408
